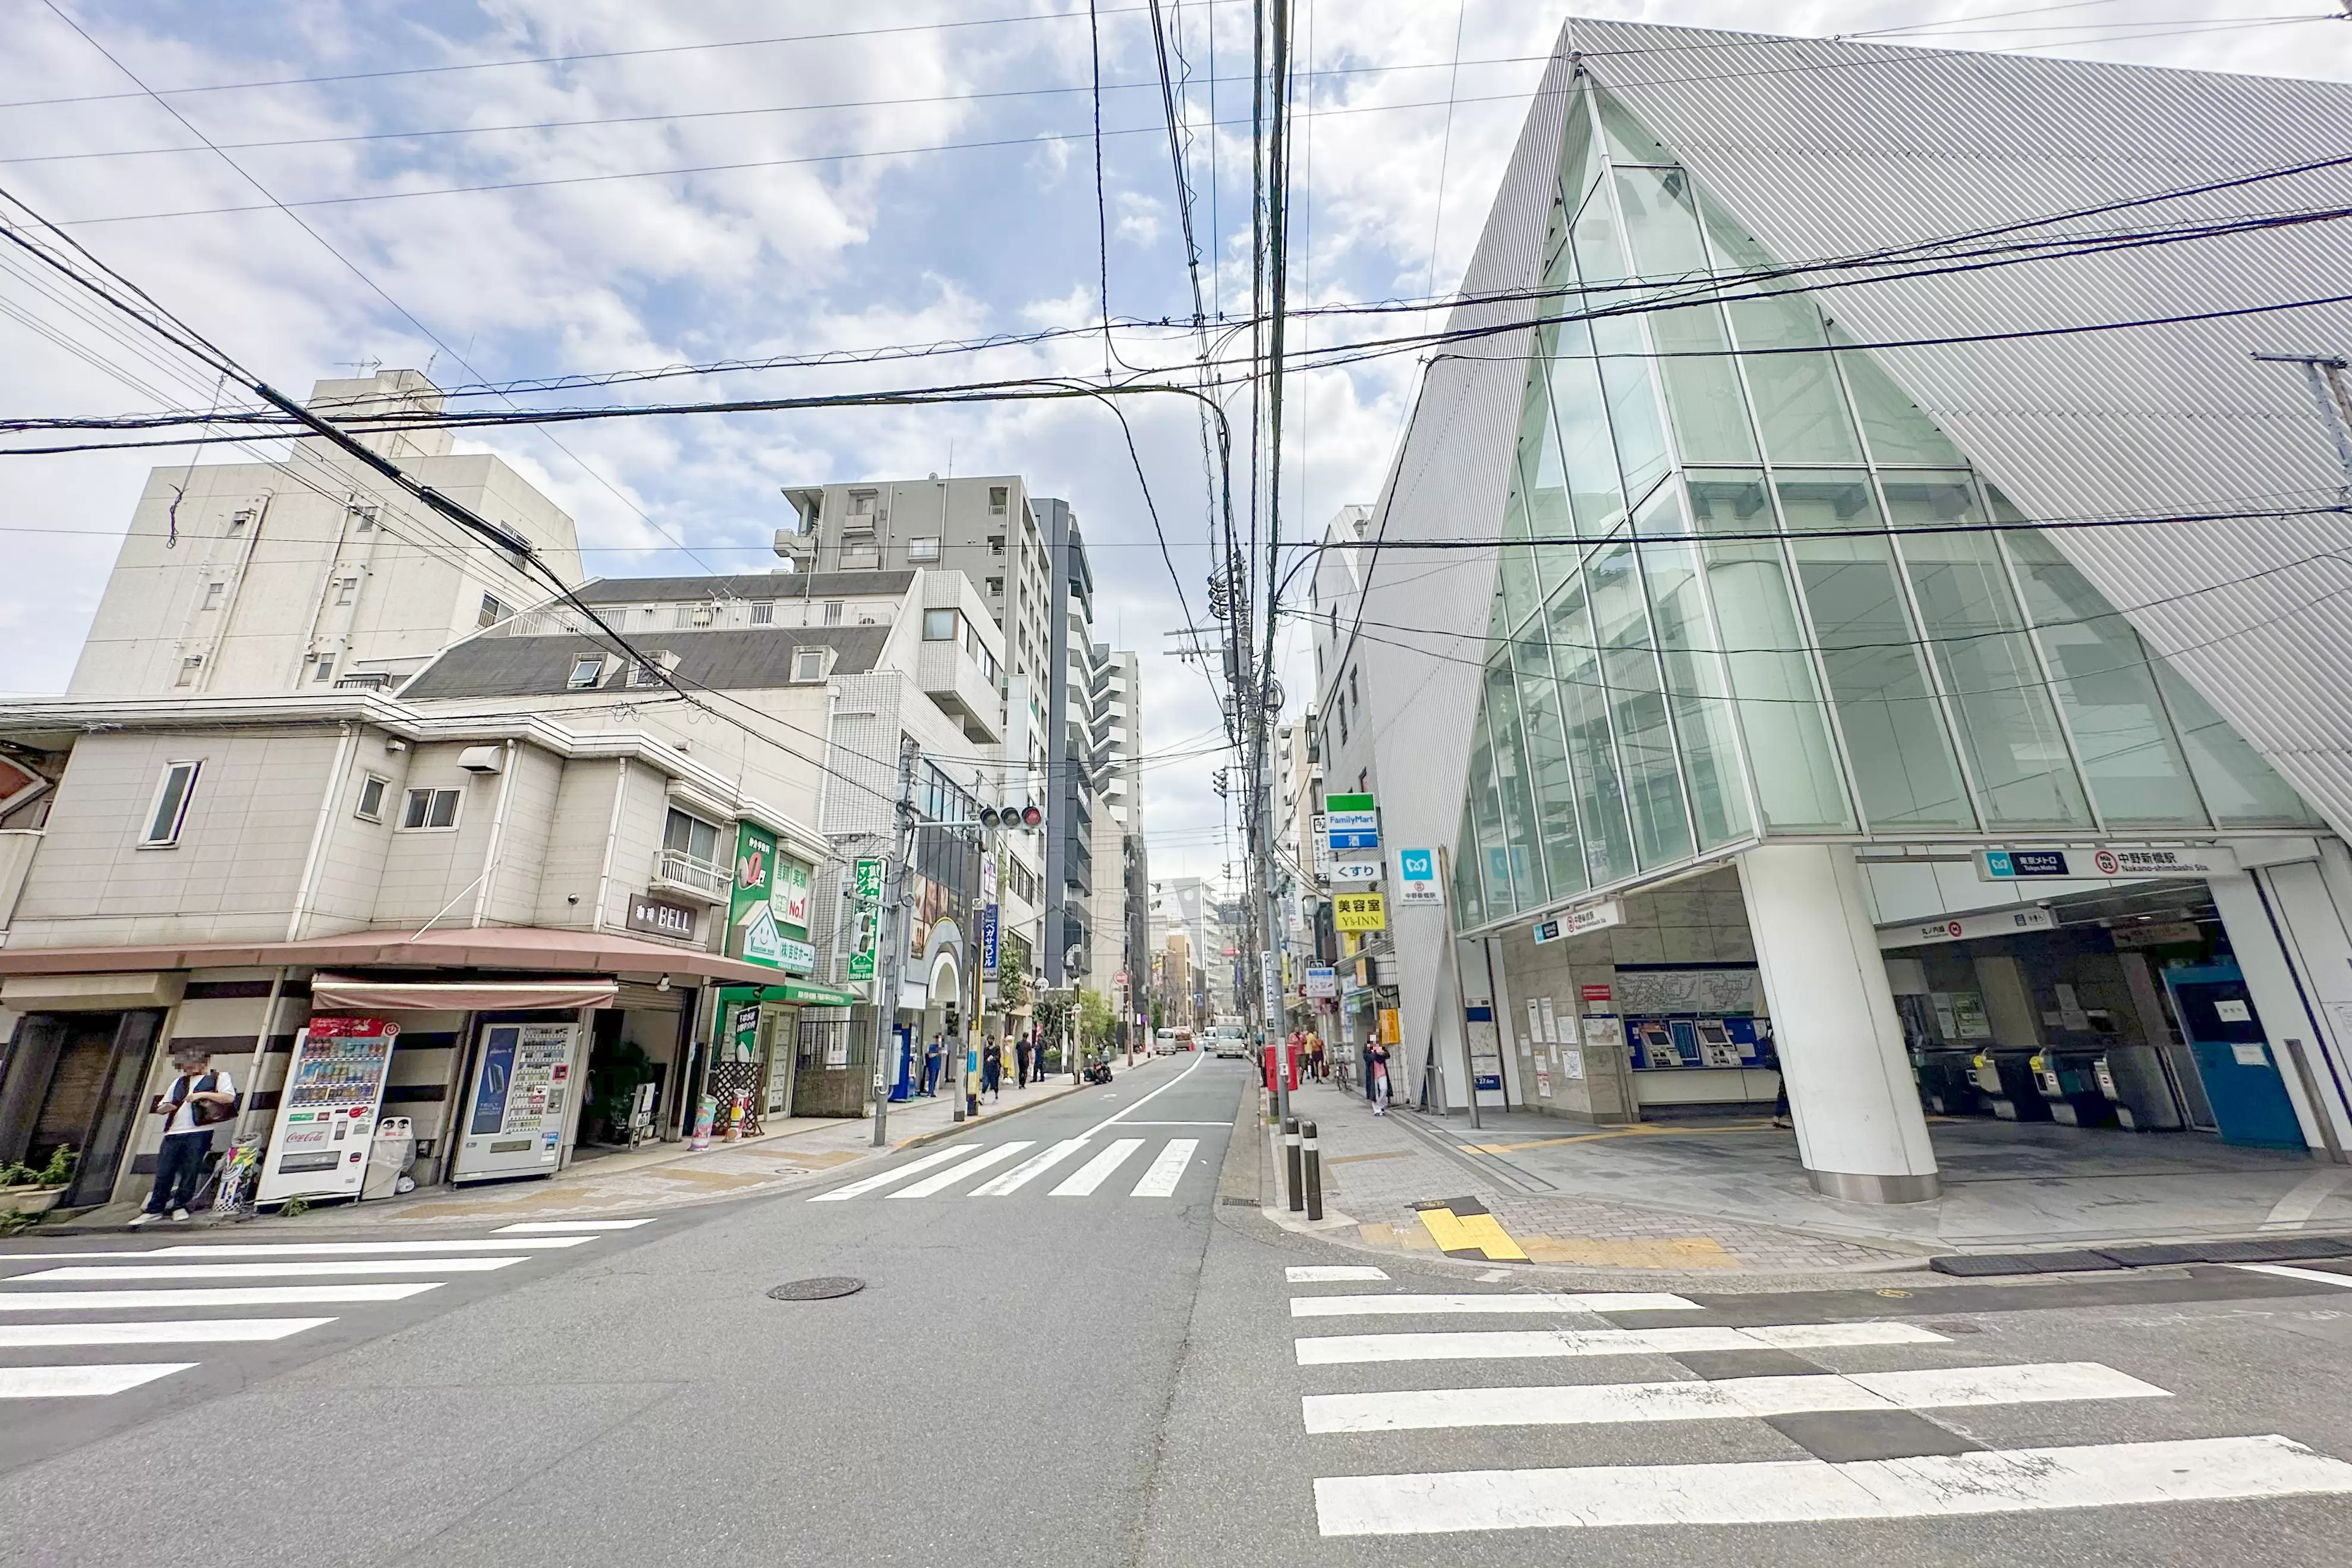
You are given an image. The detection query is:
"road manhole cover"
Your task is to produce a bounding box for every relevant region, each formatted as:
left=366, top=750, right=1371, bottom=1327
left=768, top=1276, right=865, bottom=1301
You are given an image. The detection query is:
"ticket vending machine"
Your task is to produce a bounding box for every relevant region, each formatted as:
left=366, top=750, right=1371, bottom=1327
left=452, top=1021, right=583, bottom=1182
left=2161, top=962, right=2306, bottom=1149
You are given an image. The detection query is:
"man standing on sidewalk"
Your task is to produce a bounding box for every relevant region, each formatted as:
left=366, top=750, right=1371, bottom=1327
left=130, top=1045, right=236, bottom=1226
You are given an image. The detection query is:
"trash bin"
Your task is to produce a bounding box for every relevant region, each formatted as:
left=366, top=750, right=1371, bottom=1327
left=363, top=1116, right=415, bottom=1201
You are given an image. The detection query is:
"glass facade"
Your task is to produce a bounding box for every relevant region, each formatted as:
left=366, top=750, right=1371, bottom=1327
left=1453, top=81, right=2320, bottom=924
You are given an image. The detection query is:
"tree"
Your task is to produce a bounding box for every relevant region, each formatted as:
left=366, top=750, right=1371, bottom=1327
left=1077, top=986, right=1116, bottom=1053
left=997, top=930, right=1032, bottom=1012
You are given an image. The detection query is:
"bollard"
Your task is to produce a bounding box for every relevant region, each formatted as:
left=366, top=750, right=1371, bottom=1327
left=1283, top=1116, right=1304, bottom=1213
left=1302, top=1119, right=1323, bottom=1221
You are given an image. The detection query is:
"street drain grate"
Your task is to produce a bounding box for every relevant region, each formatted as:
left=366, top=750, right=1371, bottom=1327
left=768, top=1276, right=865, bottom=1301
left=1221, top=1197, right=1258, bottom=1207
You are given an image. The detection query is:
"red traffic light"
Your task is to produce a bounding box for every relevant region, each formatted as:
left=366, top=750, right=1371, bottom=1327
left=1020, top=803, right=1043, bottom=827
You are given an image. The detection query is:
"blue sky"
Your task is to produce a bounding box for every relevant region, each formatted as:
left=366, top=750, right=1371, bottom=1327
left=4, top=0, right=2346, bottom=877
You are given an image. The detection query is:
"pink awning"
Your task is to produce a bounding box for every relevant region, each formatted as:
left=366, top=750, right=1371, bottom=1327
left=0, top=925, right=786, bottom=985
left=309, top=974, right=622, bottom=1012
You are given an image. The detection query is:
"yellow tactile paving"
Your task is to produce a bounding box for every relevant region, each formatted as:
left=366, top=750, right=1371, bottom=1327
left=1415, top=1202, right=1530, bottom=1262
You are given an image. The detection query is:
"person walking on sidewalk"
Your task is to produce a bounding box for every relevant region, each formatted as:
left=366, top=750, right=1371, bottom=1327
left=1760, top=1033, right=1792, bottom=1128
left=130, top=1046, right=237, bottom=1226
left=1015, top=1035, right=1032, bottom=1088
left=1365, top=1038, right=1392, bottom=1116
left=982, top=1039, right=1003, bottom=1103
left=921, top=1034, right=943, bottom=1097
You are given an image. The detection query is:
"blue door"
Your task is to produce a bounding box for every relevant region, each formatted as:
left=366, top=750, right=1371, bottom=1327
left=2162, top=963, right=2306, bottom=1149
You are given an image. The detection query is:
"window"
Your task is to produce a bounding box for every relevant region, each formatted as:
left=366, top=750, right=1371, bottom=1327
left=333, top=577, right=358, bottom=606
left=175, top=656, right=202, bottom=688
left=663, top=807, right=720, bottom=864
left=791, top=647, right=829, bottom=683
left=1339, top=704, right=1350, bottom=745
left=401, top=787, right=462, bottom=830
left=478, top=593, right=508, bottom=629
left=841, top=544, right=880, bottom=570
left=566, top=654, right=606, bottom=690
left=922, top=609, right=957, bottom=641
left=908, top=536, right=942, bottom=562
left=751, top=600, right=774, bottom=625
left=352, top=506, right=378, bottom=531
left=200, top=581, right=225, bottom=611
left=985, top=577, right=1003, bottom=598
left=311, top=654, right=335, bottom=684
left=226, top=509, right=252, bottom=535
left=845, top=490, right=879, bottom=528
left=822, top=601, right=843, bottom=625
left=1349, top=666, right=1360, bottom=712
left=355, top=774, right=389, bottom=822
left=140, top=761, right=200, bottom=847
left=988, top=486, right=1009, bottom=515
left=988, top=535, right=1005, bottom=555
left=629, top=659, right=666, bottom=688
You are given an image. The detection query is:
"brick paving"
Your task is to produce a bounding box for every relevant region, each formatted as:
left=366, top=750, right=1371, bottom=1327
left=1282, top=1079, right=1913, bottom=1273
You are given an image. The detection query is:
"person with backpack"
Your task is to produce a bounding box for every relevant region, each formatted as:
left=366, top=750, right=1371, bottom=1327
left=130, top=1045, right=237, bottom=1226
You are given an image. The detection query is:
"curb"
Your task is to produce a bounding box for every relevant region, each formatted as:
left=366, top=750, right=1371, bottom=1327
left=889, top=1070, right=1128, bottom=1150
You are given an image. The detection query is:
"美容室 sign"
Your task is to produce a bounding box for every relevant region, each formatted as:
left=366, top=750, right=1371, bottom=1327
left=1333, top=892, right=1387, bottom=931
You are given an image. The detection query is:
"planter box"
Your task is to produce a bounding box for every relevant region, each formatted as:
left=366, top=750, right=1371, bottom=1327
left=0, top=1186, right=64, bottom=1217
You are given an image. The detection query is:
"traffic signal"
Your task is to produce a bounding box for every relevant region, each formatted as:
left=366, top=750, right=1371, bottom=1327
left=978, top=802, right=1044, bottom=831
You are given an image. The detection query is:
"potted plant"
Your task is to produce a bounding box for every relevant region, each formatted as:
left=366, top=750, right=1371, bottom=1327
left=0, top=1145, right=77, bottom=1217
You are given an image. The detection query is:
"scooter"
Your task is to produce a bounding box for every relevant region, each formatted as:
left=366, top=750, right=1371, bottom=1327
left=1084, top=1055, right=1115, bottom=1085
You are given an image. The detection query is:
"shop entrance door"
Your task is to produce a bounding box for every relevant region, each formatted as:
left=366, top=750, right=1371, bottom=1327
left=2162, top=962, right=2305, bottom=1149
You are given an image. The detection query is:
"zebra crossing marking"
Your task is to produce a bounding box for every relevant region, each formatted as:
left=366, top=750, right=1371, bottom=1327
left=971, top=1139, right=1091, bottom=1196
left=495, top=1220, right=653, bottom=1232
left=1312, top=1435, right=2352, bottom=1535
left=1301, top=1362, right=2168, bottom=1434
left=0, top=1283, right=440, bottom=1311
left=1130, top=1139, right=1198, bottom=1198
left=888, top=1142, right=1032, bottom=1198
left=0, top=1318, right=335, bottom=1349
left=807, top=1145, right=980, bottom=1201
left=1289, top=1292, right=1699, bottom=1318
left=1295, top=1320, right=1948, bottom=1365
left=1050, top=1138, right=1146, bottom=1197
left=0, top=1364, right=195, bottom=1400
left=18, top=1257, right=528, bottom=1282
left=2236, top=1262, right=2352, bottom=1289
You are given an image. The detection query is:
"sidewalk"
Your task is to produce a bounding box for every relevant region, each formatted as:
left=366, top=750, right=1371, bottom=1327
left=1271, top=1080, right=1916, bottom=1274
left=60, top=1059, right=1133, bottom=1233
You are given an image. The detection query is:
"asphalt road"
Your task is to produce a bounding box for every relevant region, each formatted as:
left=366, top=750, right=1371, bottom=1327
left=10, top=1051, right=2352, bottom=1566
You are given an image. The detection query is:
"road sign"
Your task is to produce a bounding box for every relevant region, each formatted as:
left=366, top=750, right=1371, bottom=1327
left=1394, top=846, right=1440, bottom=905
left=1333, top=892, right=1387, bottom=931
left=853, top=857, right=884, bottom=901
left=1330, top=859, right=1381, bottom=884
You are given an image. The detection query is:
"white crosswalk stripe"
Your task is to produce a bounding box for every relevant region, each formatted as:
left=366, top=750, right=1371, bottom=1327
left=1051, top=1138, right=1145, bottom=1196
left=1287, top=1276, right=2352, bottom=1537
left=0, top=1223, right=646, bottom=1402
left=805, top=1138, right=1207, bottom=1201
left=1129, top=1139, right=1197, bottom=1198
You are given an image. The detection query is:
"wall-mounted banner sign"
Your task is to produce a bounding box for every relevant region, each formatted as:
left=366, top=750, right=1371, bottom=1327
left=1532, top=900, right=1624, bottom=944
left=853, top=857, right=885, bottom=902
left=625, top=893, right=698, bottom=942
left=1329, top=859, right=1381, bottom=885
left=1333, top=892, right=1387, bottom=931
left=1394, top=847, right=1441, bottom=906
left=1305, top=965, right=1337, bottom=999
left=1979, top=844, right=2239, bottom=882
left=1879, top=905, right=2056, bottom=950
left=1324, top=792, right=1379, bottom=851
left=1311, top=814, right=1331, bottom=875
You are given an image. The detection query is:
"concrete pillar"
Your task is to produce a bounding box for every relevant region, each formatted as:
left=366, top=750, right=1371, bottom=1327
left=1738, top=843, right=1941, bottom=1203
left=1973, top=955, right=2045, bottom=1050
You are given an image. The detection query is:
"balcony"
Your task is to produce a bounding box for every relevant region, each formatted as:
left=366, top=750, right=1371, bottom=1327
left=651, top=848, right=731, bottom=903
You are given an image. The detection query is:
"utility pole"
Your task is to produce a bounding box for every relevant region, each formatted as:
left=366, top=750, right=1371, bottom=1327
left=870, top=736, right=919, bottom=1148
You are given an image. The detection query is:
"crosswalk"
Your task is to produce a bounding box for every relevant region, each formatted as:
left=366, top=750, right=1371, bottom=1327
left=1286, top=1263, right=2352, bottom=1538
left=808, top=1136, right=1205, bottom=1202
left=0, top=1217, right=651, bottom=1403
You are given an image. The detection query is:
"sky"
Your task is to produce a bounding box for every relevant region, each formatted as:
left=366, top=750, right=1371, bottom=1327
left=3, top=0, right=2348, bottom=881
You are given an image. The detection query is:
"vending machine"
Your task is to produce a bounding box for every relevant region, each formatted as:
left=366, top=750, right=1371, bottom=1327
left=256, top=1016, right=399, bottom=1204
left=451, top=1021, right=583, bottom=1182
